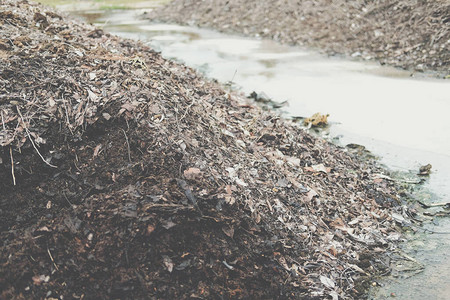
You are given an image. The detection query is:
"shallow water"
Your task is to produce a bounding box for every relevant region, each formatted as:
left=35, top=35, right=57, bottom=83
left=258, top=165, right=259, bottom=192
left=41, top=4, right=450, bottom=299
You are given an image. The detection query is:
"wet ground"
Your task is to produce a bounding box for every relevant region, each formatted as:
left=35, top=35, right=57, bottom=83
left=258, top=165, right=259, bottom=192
left=36, top=2, right=450, bottom=299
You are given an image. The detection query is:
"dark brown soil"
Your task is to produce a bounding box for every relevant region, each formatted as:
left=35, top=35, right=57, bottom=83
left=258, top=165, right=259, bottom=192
left=1, top=1, right=406, bottom=299
left=149, top=0, right=450, bottom=76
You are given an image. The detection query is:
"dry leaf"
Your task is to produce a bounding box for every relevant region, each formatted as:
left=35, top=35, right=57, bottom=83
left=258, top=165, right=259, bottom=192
left=222, top=226, right=234, bottom=238
left=93, top=144, right=102, bottom=157
left=162, top=255, right=173, bottom=273
left=225, top=185, right=232, bottom=195
left=37, top=226, right=51, bottom=232
left=162, top=220, right=176, bottom=229
left=328, top=247, right=338, bottom=257
left=303, top=189, right=318, bottom=202
left=274, top=252, right=290, bottom=271
left=320, top=275, right=335, bottom=289
left=88, top=90, right=99, bottom=102
left=102, top=113, right=111, bottom=120
left=329, top=291, right=339, bottom=300
left=305, top=163, right=331, bottom=173
left=330, top=218, right=345, bottom=228
left=184, top=167, right=202, bottom=180
left=304, top=112, right=329, bottom=126
left=146, top=224, right=155, bottom=235
left=285, top=156, right=301, bottom=167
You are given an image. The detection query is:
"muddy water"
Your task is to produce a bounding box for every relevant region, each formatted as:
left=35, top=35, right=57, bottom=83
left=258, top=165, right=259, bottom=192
left=42, top=3, right=450, bottom=299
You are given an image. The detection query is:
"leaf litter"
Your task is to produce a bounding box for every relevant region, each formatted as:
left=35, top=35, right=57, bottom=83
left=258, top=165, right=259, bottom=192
left=0, top=0, right=410, bottom=299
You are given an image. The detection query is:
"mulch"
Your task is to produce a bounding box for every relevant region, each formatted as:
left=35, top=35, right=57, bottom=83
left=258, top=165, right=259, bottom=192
left=149, top=0, right=450, bottom=76
left=0, top=1, right=410, bottom=299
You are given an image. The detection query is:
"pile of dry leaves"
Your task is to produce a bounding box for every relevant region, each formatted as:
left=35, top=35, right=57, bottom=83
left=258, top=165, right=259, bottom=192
left=150, top=0, right=450, bottom=76
left=1, top=1, right=408, bottom=299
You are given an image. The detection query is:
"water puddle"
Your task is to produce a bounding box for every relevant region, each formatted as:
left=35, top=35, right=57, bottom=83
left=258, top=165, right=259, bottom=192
left=40, top=3, right=450, bottom=299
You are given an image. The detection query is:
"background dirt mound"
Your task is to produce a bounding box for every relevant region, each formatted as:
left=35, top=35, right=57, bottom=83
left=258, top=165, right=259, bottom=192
left=150, top=0, right=450, bottom=75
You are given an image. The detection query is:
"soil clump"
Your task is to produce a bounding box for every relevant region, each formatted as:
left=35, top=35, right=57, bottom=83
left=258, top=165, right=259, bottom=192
left=149, top=0, right=450, bottom=76
left=2, top=1, right=405, bottom=299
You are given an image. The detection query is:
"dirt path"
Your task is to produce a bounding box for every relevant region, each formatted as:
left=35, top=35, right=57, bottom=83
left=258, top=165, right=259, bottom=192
left=0, top=1, right=408, bottom=299
left=149, top=0, right=450, bottom=76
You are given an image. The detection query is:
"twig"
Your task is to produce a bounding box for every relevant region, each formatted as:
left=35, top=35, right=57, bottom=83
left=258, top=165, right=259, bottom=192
left=418, top=200, right=450, bottom=208
left=47, top=247, right=59, bottom=271
left=224, top=69, right=238, bottom=91
left=142, top=203, right=196, bottom=214
left=1, top=109, right=6, bottom=131
left=0, top=93, right=20, bottom=99
left=403, top=221, right=450, bottom=234
left=348, top=263, right=370, bottom=276
left=62, top=98, right=74, bottom=135
left=62, top=191, right=74, bottom=207
left=179, top=99, right=195, bottom=122
left=173, top=103, right=181, bottom=132
left=222, top=260, right=235, bottom=270
left=398, top=251, right=422, bottom=266
left=10, top=147, right=16, bottom=186
left=121, top=128, right=131, bottom=162
left=16, top=106, right=57, bottom=168
left=373, top=173, right=421, bottom=184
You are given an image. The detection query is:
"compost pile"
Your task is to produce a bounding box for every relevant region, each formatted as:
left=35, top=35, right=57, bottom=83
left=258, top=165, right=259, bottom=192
left=1, top=1, right=404, bottom=299
left=150, top=0, right=450, bottom=75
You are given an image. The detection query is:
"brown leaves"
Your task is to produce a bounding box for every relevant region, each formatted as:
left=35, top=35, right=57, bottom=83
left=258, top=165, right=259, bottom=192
left=418, top=163, right=432, bottom=176
left=0, top=39, right=11, bottom=51
left=183, top=167, right=202, bottom=180
left=33, top=12, right=49, bottom=28
left=303, top=189, right=318, bottom=202
left=162, top=255, right=174, bottom=273
left=320, top=275, right=335, bottom=289
left=146, top=224, right=156, bottom=235
left=303, top=112, right=329, bottom=127
left=32, top=274, right=50, bottom=286
left=222, top=226, right=234, bottom=238
left=304, top=163, right=331, bottom=174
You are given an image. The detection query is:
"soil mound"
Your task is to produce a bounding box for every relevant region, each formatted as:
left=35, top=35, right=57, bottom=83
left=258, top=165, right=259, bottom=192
left=150, top=0, right=450, bottom=75
left=2, top=1, right=402, bottom=299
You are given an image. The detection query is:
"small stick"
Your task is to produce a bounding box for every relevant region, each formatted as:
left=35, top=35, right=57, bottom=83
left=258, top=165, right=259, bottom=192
left=62, top=191, right=74, bottom=207
left=373, top=173, right=421, bottom=184
left=1, top=109, right=6, bottom=131
left=63, top=98, right=74, bottom=135
left=16, top=106, right=57, bottom=168
left=180, top=101, right=195, bottom=122
left=47, top=247, right=59, bottom=271
left=418, top=200, right=450, bottom=208
left=403, top=221, right=450, bottom=235
left=121, top=128, right=131, bottom=162
left=10, top=147, right=16, bottom=186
